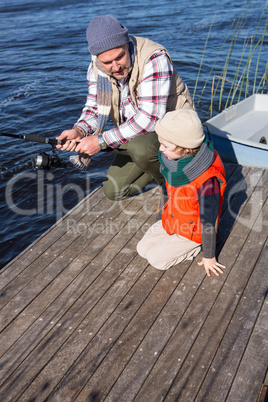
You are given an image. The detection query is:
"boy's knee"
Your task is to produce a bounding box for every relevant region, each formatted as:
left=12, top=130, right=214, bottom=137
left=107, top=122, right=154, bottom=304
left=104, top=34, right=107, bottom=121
left=137, top=240, right=170, bottom=270
left=136, top=239, right=146, bottom=259
left=146, top=251, right=171, bottom=270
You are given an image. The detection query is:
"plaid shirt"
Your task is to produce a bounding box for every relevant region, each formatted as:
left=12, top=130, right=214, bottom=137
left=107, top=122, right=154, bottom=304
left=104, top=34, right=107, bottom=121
left=75, top=50, right=173, bottom=148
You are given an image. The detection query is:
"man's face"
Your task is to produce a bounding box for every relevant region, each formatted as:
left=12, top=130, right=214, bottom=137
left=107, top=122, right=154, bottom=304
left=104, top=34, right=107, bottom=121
left=97, top=43, right=131, bottom=80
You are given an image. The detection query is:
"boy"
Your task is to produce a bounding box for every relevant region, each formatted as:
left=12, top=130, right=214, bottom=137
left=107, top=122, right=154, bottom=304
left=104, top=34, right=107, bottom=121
left=137, top=109, right=226, bottom=277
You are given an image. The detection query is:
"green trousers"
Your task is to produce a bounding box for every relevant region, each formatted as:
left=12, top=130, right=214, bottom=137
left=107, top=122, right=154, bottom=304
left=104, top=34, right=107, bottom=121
left=103, top=132, right=163, bottom=201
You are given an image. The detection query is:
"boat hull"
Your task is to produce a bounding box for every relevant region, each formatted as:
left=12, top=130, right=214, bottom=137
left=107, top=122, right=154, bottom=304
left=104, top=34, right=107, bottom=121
left=204, top=94, right=268, bottom=168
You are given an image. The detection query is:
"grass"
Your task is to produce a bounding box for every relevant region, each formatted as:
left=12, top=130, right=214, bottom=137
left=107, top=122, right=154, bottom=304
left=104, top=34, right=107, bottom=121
left=194, top=0, right=268, bottom=117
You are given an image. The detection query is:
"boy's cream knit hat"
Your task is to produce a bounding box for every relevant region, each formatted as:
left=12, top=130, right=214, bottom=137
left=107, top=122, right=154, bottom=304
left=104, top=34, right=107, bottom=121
left=155, top=109, right=205, bottom=149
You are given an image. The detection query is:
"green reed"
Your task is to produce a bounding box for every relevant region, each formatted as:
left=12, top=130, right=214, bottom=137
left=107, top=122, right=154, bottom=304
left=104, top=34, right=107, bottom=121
left=194, top=0, right=268, bottom=118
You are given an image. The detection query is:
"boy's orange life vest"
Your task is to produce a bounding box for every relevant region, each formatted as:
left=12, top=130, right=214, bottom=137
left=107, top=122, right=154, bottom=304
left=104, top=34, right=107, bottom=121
left=162, top=151, right=226, bottom=244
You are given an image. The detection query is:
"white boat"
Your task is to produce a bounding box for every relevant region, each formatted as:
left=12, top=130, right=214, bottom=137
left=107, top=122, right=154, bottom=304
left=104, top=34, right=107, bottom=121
left=204, top=94, right=268, bottom=168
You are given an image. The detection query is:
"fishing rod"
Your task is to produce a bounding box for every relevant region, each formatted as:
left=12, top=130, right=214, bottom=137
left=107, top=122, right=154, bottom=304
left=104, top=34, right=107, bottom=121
left=0, top=132, right=65, bottom=146
left=0, top=131, right=67, bottom=170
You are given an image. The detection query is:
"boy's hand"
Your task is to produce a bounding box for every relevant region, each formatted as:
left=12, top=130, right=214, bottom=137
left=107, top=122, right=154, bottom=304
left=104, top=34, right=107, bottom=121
left=198, top=257, right=226, bottom=277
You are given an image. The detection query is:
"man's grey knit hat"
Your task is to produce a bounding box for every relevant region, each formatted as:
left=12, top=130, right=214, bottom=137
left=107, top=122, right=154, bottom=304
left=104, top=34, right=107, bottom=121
left=86, top=15, right=129, bottom=56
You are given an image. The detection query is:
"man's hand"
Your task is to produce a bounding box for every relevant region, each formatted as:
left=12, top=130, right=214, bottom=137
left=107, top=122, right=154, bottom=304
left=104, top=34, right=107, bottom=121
left=198, top=257, right=226, bottom=277
left=56, top=129, right=101, bottom=156
left=75, top=135, right=101, bottom=156
left=56, top=128, right=83, bottom=152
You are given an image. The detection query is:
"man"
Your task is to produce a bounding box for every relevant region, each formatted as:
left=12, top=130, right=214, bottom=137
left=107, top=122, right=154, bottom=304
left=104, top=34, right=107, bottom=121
left=57, top=14, right=194, bottom=200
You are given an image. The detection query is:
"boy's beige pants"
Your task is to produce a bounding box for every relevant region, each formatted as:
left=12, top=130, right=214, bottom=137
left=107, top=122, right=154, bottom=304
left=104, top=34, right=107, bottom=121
left=137, top=220, right=201, bottom=270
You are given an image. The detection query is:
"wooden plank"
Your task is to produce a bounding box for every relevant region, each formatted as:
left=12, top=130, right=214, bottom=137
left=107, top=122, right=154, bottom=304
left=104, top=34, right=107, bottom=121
left=21, top=166, right=266, bottom=402
left=72, top=262, right=194, bottom=401
left=264, top=372, right=268, bottom=386
left=20, top=255, right=167, bottom=401
left=0, top=187, right=106, bottom=289
left=258, top=384, right=268, bottom=402
left=0, top=165, right=267, bottom=402
left=0, top=185, right=158, bottom=345
left=194, top=237, right=268, bottom=401
left=0, top=187, right=110, bottom=303
left=226, top=243, right=268, bottom=402
left=0, top=188, right=160, bottom=400
left=126, top=169, right=268, bottom=402
left=0, top=245, right=160, bottom=401
left=17, top=195, right=160, bottom=401
left=68, top=166, right=244, bottom=401
left=217, top=165, right=261, bottom=251
left=192, top=171, right=268, bottom=401
left=0, top=192, right=125, bottom=332
left=0, top=185, right=158, bottom=325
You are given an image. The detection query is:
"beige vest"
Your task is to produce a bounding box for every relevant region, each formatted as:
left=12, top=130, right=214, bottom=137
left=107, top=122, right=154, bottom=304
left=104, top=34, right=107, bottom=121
left=93, top=36, right=195, bottom=127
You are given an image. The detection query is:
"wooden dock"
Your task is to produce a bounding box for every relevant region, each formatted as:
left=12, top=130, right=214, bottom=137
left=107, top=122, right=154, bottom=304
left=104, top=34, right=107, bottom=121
left=0, top=163, right=267, bottom=402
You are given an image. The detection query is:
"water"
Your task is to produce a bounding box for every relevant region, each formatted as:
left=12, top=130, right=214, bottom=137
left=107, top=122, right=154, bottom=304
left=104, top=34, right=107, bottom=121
left=0, top=0, right=267, bottom=268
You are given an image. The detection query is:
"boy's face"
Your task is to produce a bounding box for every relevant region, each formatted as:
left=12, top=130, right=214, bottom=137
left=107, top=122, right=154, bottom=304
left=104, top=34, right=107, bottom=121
left=158, top=136, right=188, bottom=160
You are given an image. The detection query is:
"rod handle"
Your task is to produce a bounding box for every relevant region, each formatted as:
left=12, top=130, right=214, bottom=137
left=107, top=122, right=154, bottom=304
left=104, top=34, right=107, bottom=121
left=23, top=135, right=65, bottom=145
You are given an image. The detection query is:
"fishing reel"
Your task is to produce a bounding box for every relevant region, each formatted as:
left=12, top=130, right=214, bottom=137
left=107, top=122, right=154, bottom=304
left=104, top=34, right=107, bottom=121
left=32, top=146, right=67, bottom=170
